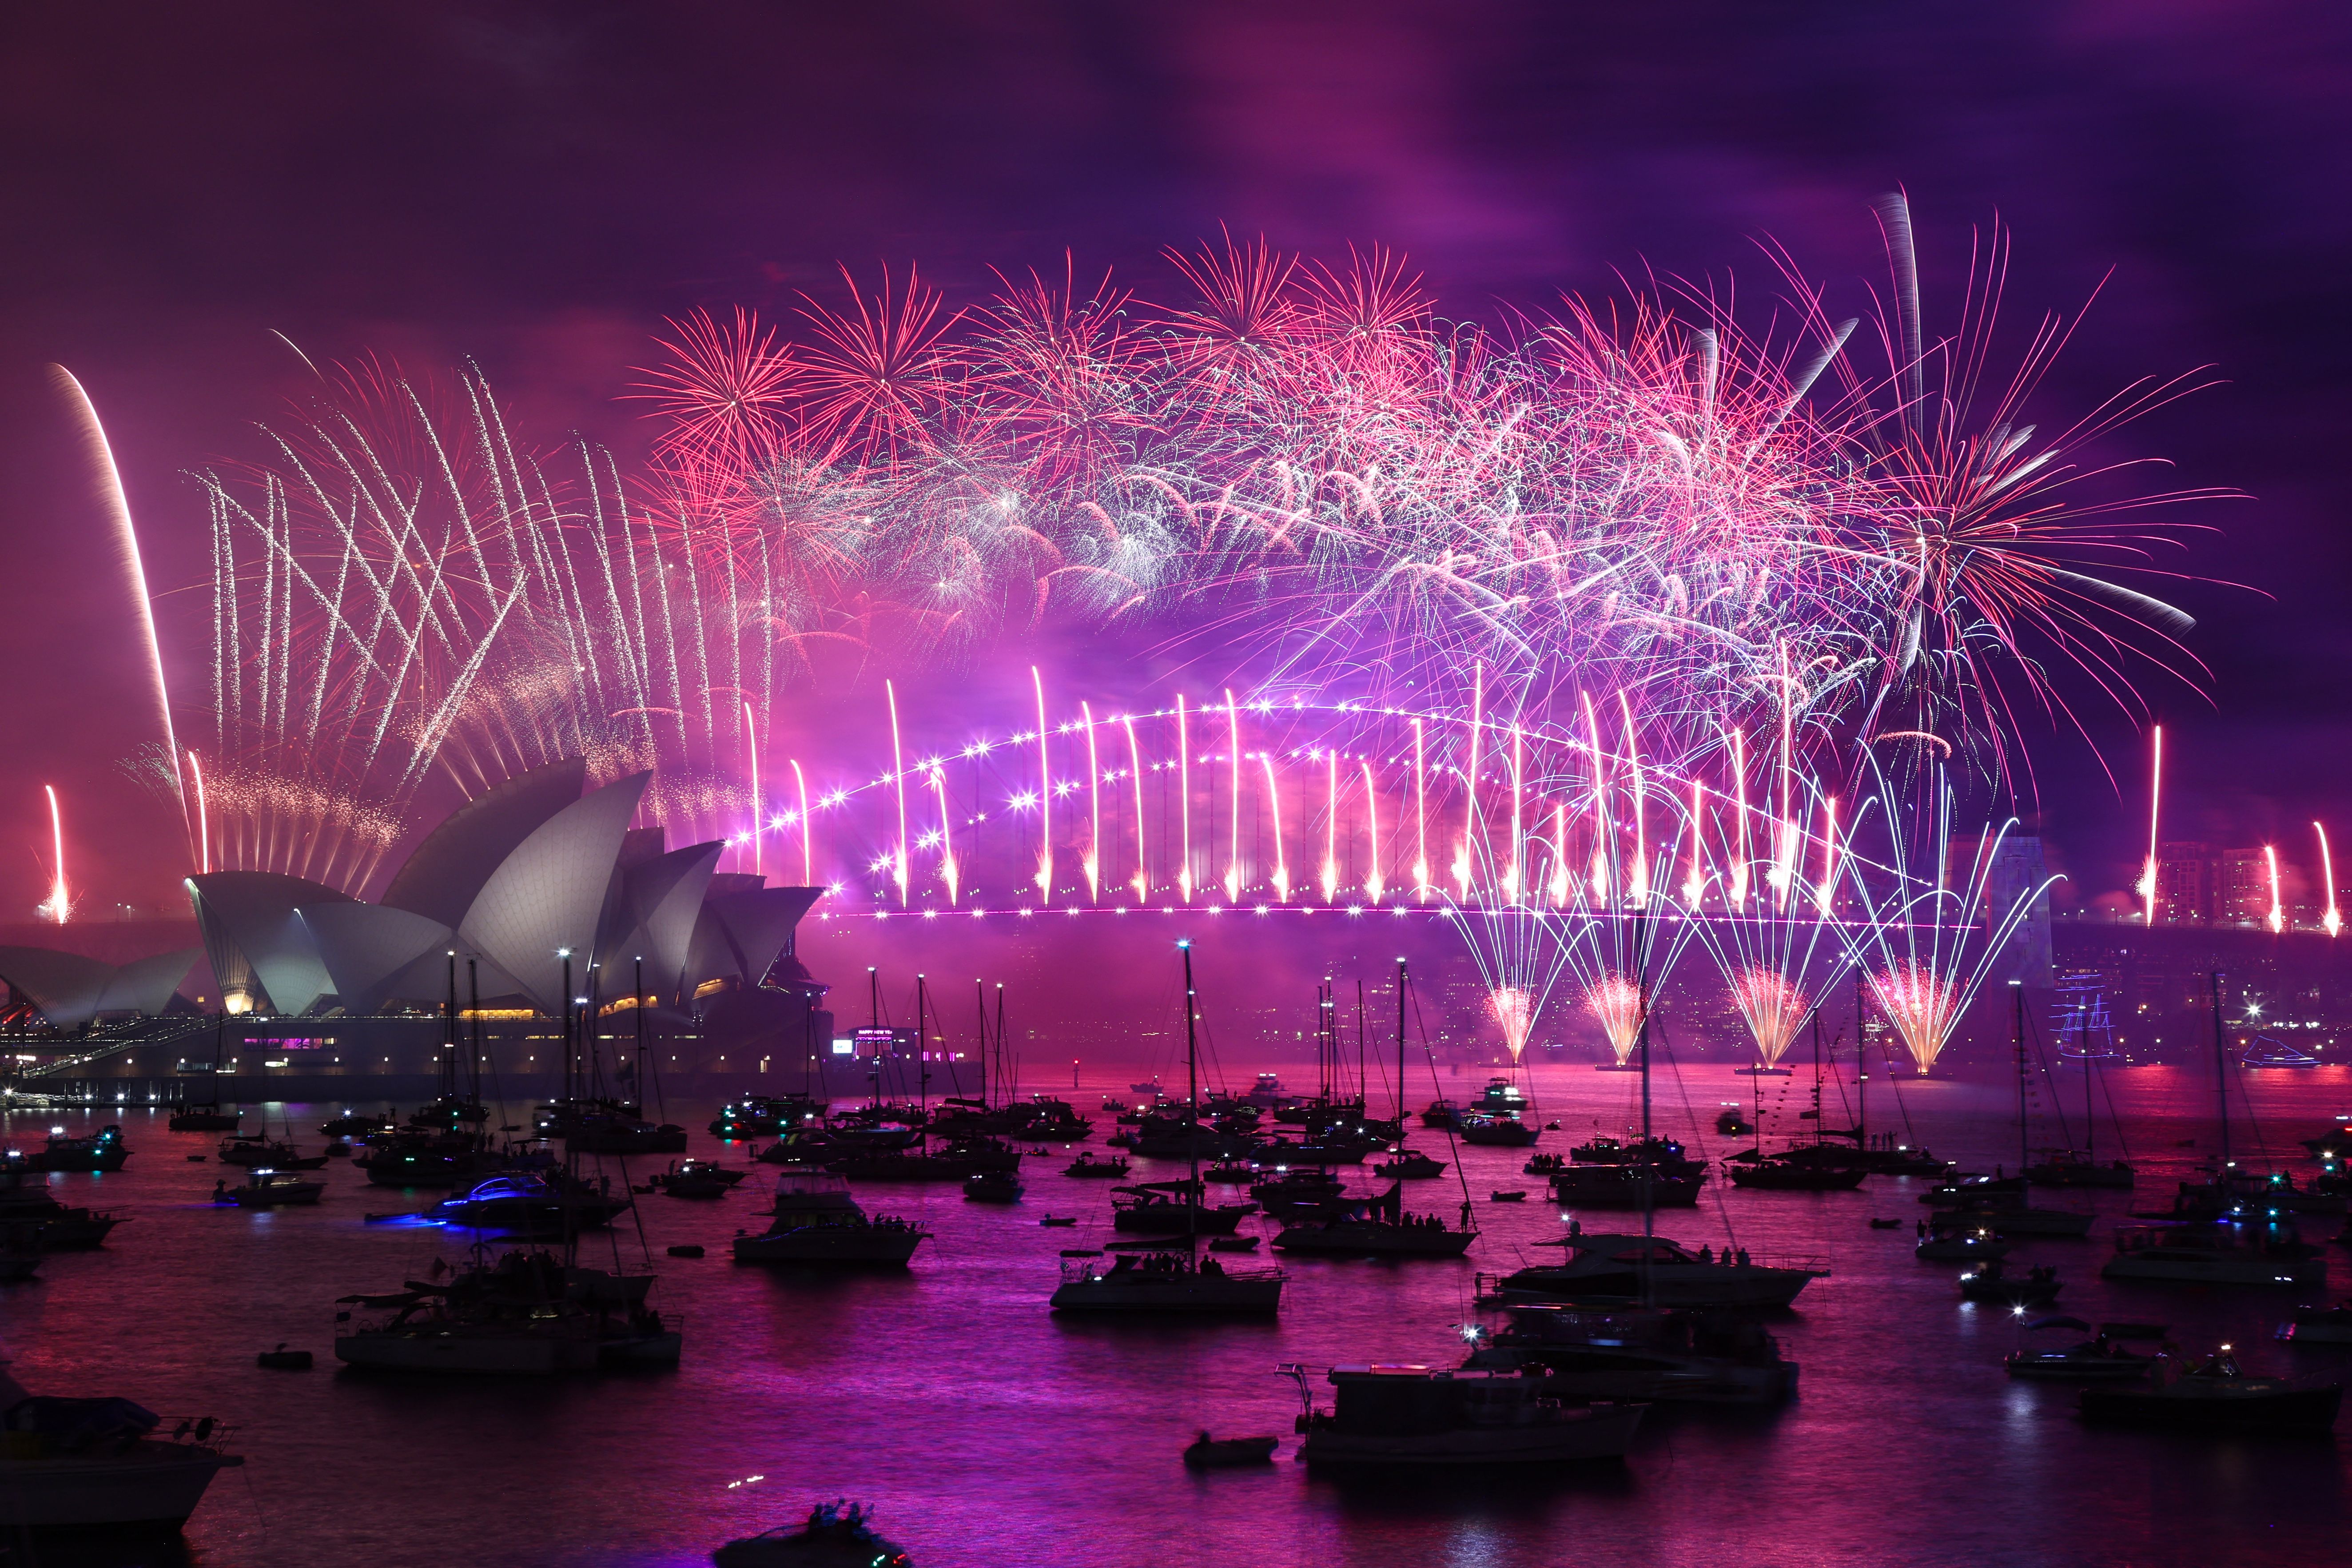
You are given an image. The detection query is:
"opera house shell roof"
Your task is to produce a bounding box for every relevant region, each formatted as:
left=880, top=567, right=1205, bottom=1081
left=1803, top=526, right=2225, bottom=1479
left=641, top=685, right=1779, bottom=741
left=2, top=758, right=820, bottom=1027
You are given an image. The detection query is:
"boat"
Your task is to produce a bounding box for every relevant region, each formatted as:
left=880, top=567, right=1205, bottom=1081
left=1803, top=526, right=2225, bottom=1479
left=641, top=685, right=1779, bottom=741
left=1567, top=1135, right=1699, bottom=1168
left=762, top=1167, right=863, bottom=1219
left=0, top=1154, right=122, bottom=1250
left=1915, top=1226, right=2009, bottom=1263
left=1050, top=1248, right=1285, bottom=1313
left=708, top=1093, right=828, bottom=1141
left=217, top=1134, right=327, bottom=1170
left=1063, top=1152, right=1130, bottom=1179
left=1182, top=1431, right=1278, bottom=1467
left=1957, top=1260, right=2061, bottom=1307
left=1111, top=1182, right=1254, bottom=1234
left=1208, top=1234, right=1259, bottom=1252
left=1284, top=1363, right=1646, bottom=1465
left=319, top=1110, right=394, bottom=1138
left=1040, top=1215, right=1078, bottom=1228
left=1715, top=1105, right=1755, bottom=1136
left=2005, top=1317, right=2167, bottom=1380
left=167, top=1102, right=241, bottom=1133
left=2277, top=1303, right=2352, bottom=1343
left=1240, top=1072, right=1289, bottom=1108
left=733, top=1210, right=931, bottom=1265
left=406, top=1095, right=489, bottom=1130
left=1458, top=1112, right=1540, bottom=1148
left=1492, top=1190, right=1528, bottom=1203
left=1549, top=1163, right=1707, bottom=1207
left=420, top=1171, right=632, bottom=1233
left=2102, top=1218, right=2327, bottom=1286
left=0, top=1255, right=41, bottom=1283
left=1724, top=1158, right=1865, bottom=1192
left=647, top=1158, right=746, bottom=1199
left=2300, top=1118, right=2352, bottom=1163
left=216, top=1170, right=326, bottom=1208
left=21, top=1124, right=129, bottom=1173
left=1373, top=1149, right=1446, bottom=1179
left=1488, top=1227, right=1823, bottom=1309
left=2239, top=1034, right=2321, bottom=1070
left=714, top=1499, right=914, bottom=1568
left=357, top=1126, right=503, bottom=1187
left=2025, top=1150, right=2136, bottom=1189
left=2079, top=1346, right=2341, bottom=1431
left=1464, top=1303, right=1798, bottom=1405
left=1272, top=1183, right=1474, bottom=1258
left=0, top=1393, right=243, bottom=1532
left=257, top=1345, right=312, bottom=1369
left=1419, top=1100, right=1461, bottom=1130
left=963, top=1170, right=1023, bottom=1202
left=334, top=1247, right=677, bottom=1373
left=1940, top=1201, right=2096, bottom=1238
left=1130, top=1081, right=1162, bottom=1095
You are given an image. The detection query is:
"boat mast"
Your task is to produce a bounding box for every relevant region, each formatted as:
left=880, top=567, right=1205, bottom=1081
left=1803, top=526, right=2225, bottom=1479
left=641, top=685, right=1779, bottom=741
left=1355, top=977, right=1368, bottom=1114
left=2081, top=996, right=2093, bottom=1164
left=1396, top=956, right=1408, bottom=1126
left=868, top=967, right=880, bottom=1113
left=467, top=959, right=485, bottom=1139
left=976, top=978, right=990, bottom=1111
left=2012, top=981, right=2027, bottom=1177
left=915, top=974, right=930, bottom=1125
left=1636, top=903, right=1655, bottom=1313
left=634, top=955, right=649, bottom=1119
left=1181, top=939, right=1200, bottom=1242
left=2210, top=971, right=2230, bottom=1172
left=1854, top=970, right=1867, bottom=1152
left=444, top=950, right=459, bottom=1104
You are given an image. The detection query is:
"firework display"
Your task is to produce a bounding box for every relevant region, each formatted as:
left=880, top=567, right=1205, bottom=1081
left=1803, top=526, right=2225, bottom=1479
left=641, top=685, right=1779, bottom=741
left=147, top=207, right=2253, bottom=1069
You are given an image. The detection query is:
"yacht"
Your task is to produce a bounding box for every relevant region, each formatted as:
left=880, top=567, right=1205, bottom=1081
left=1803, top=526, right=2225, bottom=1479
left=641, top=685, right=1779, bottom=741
left=1549, top=1163, right=1707, bottom=1207
left=1062, top=1152, right=1130, bottom=1179
left=218, top=1169, right=326, bottom=1208
left=320, top=1109, right=394, bottom=1138
left=734, top=1170, right=928, bottom=1263
left=1459, top=1112, right=1540, bottom=1148
left=421, top=1170, right=632, bottom=1233
left=1373, top=1149, right=1446, bottom=1179
left=1420, top=1099, right=1462, bottom=1130
left=2102, top=1218, right=2326, bottom=1286
left=22, top=1125, right=129, bottom=1173
left=1724, top=1157, right=1866, bottom=1192
left=1048, top=1249, right=1284, bottom=1313
left=2278, top=1303, right=2352, bottom=1343
left=1272, top=1186, right=1475, bottom=1258
left=2080, top=1347, right=2341, bottom=1431
left=167, top=1101, right=241, bottom=1133
left=2006, top=1318, right=2166, bottom=1380
left=708, top=1092, right=828, bottom=1141
left=2025, top=1150, right=2136, bottom=1189
left=733, top=1210, right=930, bottom=1265
left=1488, top=1228, right=1823, bottom=1308
left=1110, top=1182, right=1254, bottom=1234
left=1285, top=1363, right=1645, bottom=1465
left=0, top=1392, right=242, bottom=1531
left=334, top=1248, right=676, bottom=1373
left=0, top=1154, right=122, bottom=1250
left=1463, top=1304, right=1797, bottom=1405
left=714, top=1500, right=913, bottom=1568
left=218, top=1133, right=326, bottom=1170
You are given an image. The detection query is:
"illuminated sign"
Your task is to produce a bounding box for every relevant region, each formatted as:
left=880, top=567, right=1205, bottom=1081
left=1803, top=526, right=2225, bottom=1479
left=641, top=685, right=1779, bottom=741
left=831, top=1037, right=855, bottom=1056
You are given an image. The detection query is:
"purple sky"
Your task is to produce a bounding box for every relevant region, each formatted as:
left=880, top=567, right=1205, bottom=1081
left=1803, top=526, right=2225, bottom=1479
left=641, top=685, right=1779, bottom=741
left=2, top=0, right=2346, bottom=921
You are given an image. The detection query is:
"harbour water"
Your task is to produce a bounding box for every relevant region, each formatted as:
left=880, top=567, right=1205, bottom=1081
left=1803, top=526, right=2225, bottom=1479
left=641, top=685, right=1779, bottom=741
left=5, top=1061, right=2350, bottom=1567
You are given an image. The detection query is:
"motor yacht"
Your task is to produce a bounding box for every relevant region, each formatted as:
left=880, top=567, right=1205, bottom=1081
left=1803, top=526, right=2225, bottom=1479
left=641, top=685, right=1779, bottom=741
left=1273, top=1186, right=1474, bottom=1258
left=0, top=1390, right=242, bottom=1532
left=2101, top=1218, right=2326, bottom=1286
left=217, top=1169, right=326, bottom=1208
left=1463, top=1304, right=1797, bottom=1405
left=2005, top=1317, right=2165, bottom=1380
left=1048, top=1249, right=1283, bottom=1313
left=1284, top=1362, right=1645, bottom=1465
left=334, top=1248, right=676, bottom=1373
left=1488, top=1227, right=1823, bottom=1308
left=733, top=1210, right=930, bottom=1265
left=2079, top=1346, right=2341, bottom=1431
left=21, top=1125, right=129, bottom=1173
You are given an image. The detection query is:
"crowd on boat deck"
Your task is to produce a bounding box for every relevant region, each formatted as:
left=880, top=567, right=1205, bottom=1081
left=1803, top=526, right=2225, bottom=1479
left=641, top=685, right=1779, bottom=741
left=1109, top=1253, right=1230, bottom=1274
left=1691, top=1245, right=1750, bottom=1266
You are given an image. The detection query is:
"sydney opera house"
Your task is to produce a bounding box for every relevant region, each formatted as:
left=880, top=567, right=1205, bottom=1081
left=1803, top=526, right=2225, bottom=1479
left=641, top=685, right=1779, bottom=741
left=0, top=760, right=832, bottom=1095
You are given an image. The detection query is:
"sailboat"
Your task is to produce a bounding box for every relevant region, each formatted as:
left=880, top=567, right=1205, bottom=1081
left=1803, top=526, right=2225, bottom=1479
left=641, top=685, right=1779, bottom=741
left=1051, top=941, right=1285, bottom=1314
left=2026, top=981, right=2135, bottom=1188
left=2103, top=973, right=2327, bottom=1287
left=167, top=1015, right=243, bottom=1131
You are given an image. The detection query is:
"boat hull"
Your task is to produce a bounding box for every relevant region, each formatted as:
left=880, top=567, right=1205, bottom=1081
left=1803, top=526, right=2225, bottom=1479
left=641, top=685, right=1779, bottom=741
left=1272, top=1225, right=1473, bottom=1258
left=2081, top=1384, right=2342, bottom=1431
left=732, top=1227, right=927, bottom=1265
left=334, top=1328, right=604, bottom=1374
left=2101, top=1251, right=2326, bottom=1286
left=1299, top=1403, right=1644, bottom=1465
left=1497, top=1266, right=1817, bottom=1309
left=1049, top=1277, right=1283, bottom=1313
left=0, top=1443, right=242, bottom=1529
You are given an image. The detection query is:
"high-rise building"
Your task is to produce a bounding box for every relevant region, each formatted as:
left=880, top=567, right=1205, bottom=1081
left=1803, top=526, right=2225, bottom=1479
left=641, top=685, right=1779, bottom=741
left=2153, top=841, right=2211, bottom=925
left=2217, top=846, right=2271, bottom=926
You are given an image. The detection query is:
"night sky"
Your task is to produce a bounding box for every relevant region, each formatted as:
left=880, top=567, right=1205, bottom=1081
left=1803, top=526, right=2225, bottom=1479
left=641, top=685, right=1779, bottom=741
left=2, top=1, right=2346, bottom=921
